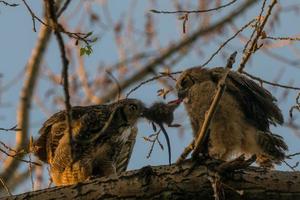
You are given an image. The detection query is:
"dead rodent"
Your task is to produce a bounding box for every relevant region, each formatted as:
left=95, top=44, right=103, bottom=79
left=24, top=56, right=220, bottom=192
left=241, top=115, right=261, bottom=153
left=143, top=99, right=181, bottom=127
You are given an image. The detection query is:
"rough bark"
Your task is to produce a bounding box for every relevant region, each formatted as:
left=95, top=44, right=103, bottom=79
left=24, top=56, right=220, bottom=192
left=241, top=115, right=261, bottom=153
left=3, top=159, right=300, bottom=200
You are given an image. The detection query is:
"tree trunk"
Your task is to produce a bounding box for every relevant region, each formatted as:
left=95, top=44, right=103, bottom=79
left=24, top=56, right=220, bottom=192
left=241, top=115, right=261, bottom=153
left=2, top=159, right=300, bottom=200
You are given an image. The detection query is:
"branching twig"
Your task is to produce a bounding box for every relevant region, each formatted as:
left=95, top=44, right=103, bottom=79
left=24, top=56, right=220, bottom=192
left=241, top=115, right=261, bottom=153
left=0, top=0, right=18, bottom=7
left=242, top=0, right=267, bottom=54
left=201, top=19, right=255, bottom=67
left=238, top=0, right=277, bottom=72
left=144, top=130, right=163, bottom=159
left=22, top=0, right=47, bottom=32
left=290, top=92, right=300, bottom=117
left=56, top=0, right=71, bottom=17
left=286, top=152, right=300, bottom=159
left=283, top=160, right=299, bottom=171
left=106, top=70, right=121, bottom=101
left=0, top=125, right=21, bottom=132
left=150, top=0, right=237, bottom=14
left=46, top=0, right=73, bottom=159
left=265, top=36, right=300, bottom=41
left=0, top=176, right=12, bottom=197
left=126, top=71, right=181, bottom=98
left=242, top=71, right=300, bottom=90
left=0, top=148, right=41, bottom=166
left=22, top=0, right=94, bottom=44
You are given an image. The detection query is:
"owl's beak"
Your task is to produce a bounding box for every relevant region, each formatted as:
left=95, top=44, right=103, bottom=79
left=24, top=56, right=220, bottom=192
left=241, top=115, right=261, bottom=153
left=177, top=88, right=191, bottom=104
left=140, top=106, right=148, bottom=117
left=177, top=89, right=187, bottom=100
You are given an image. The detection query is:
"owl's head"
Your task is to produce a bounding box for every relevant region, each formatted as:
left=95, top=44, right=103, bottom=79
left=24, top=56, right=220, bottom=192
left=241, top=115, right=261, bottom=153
left=176, top=67, right=209, bottom=101
left=113, top=98, right=146, bottom=126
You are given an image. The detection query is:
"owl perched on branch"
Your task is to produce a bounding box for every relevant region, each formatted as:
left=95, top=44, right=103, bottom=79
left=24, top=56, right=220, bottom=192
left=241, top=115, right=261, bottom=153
left=176, top=67, right=288, bottom=168
left=33, top=99, right=145, bottom=186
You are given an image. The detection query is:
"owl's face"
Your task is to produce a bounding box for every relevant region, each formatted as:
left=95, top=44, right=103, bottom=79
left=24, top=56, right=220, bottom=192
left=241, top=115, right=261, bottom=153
left=176, top=71, right=196, bottom=102
left=114, top=99, right=145, bottom=126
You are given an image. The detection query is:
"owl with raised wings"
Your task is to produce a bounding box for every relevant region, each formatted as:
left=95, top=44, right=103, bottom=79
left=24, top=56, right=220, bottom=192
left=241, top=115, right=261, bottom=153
left=176, top=67, right=288, bottom=168
left=33, top=98, right=145, bottom=186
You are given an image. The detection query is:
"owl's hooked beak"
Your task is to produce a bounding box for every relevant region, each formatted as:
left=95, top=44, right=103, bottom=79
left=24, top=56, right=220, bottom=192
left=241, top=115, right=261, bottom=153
left=177, top=88, right=190, bottom=104
left=177, top=89, right=187, bottom=99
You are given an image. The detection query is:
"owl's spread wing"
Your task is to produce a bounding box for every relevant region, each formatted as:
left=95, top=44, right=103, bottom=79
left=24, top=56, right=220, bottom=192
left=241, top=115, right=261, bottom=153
left=33, top=105, right=110, bottom=163
left=115, top=127, right=138, bottom=173
left=211, top=67, right=283, bottom=131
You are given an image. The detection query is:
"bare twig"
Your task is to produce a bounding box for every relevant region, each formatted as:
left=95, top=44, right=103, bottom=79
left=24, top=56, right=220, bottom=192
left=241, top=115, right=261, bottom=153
left=150, top=0, right=237, bottom=14
left=265, top=36, right=300, bottom=41
left=290, top=92, right=300, bottom=117
left=0, top=141, right=17, bottom=153
left=101, top=0, right=258, bottom=103
left=202, top=19, right=255, bottom=67
left=242, top=0, right=267, bottom=54
left=0, top=148, right=41, bottom=166
left=22, top=0, right=94, bottom=44
left=46, top=0, right=73, bottom=158
left=286, top=152, right=300, bottom=159
left=144, top=130, right=162, bottom=159
left=0, top=125, right=21, bottom=132
left=22, top=0, right=47, bottom=32
left=126, top=71, right=182, bottom=98
left=242, top=71, right=300, bottom=90
left=0, top=0, right=18, bottom=7
left=56, top=0, right=71, bottom=17
left=192, top=52, right=237, bottom=159
left=106, top=70, right=121, bottom=101
left=238, top=0, right=277, bottom=72
left=283, top=160, right=299, bottom=171
left=0, top=176, right=12, bottom=197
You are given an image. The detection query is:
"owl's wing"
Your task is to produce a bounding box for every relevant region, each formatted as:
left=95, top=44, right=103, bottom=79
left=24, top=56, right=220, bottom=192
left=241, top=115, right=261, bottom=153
left=115, top=127, right=138, bottom=173
left=33, top=105, right=110, bottom=163
left=210, top=67, right=283, bottom=131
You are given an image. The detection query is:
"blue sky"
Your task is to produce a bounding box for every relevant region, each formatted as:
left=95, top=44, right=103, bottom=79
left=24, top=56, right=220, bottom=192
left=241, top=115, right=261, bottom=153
left=0, top=0, right=300, bottom=194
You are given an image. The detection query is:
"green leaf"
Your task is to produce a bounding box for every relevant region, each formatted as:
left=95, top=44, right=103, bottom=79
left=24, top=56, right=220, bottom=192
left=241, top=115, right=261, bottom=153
left=85, top=31, right=93, bottom=38
left=91, top=37, right=98, bottom=43
left=80, top=47, right=86, bottom=56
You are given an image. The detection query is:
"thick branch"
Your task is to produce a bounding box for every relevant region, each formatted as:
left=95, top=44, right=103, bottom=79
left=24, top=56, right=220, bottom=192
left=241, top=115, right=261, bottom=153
left=4, top=160, right=300, bottom=200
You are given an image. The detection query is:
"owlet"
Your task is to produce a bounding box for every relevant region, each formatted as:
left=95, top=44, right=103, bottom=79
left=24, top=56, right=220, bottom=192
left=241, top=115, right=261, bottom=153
left=176, top=67, right=288, bottom=168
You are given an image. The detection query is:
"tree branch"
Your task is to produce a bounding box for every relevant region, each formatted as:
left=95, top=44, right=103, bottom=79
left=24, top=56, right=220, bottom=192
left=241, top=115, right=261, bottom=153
left=3, top=159, right=300, bottom=200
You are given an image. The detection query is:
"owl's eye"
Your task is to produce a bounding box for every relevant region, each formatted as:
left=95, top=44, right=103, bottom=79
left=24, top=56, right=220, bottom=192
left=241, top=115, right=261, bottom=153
left=180, top=76, right=194, bottom=89
left=128, top=104, right=138, bottom=111
left=181, top=79, right=188, bottom=88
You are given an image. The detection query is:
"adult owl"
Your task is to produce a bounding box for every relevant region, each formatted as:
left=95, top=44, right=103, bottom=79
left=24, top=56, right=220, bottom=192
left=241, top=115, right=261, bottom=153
left=33, top=98, right=145, bottom=186
left=176, top=67, right=288, bottom=167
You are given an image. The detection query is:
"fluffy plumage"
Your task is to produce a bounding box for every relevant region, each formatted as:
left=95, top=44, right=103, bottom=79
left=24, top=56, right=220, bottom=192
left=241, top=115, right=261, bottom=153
left=176, top=67, right=287, bottom=167
left=33, top=99, right=145, bottom=186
